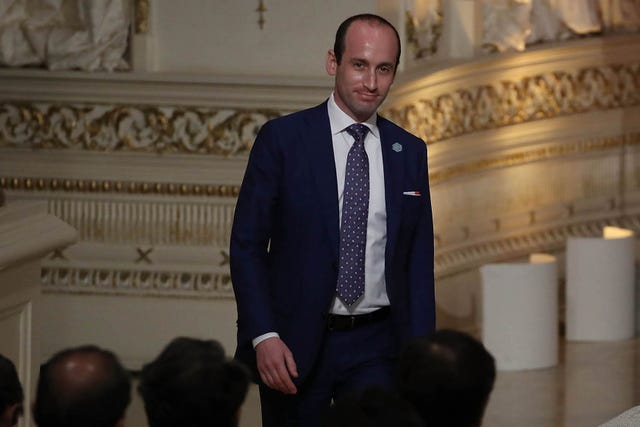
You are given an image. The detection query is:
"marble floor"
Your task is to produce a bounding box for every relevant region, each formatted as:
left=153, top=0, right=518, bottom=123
left=483, top=338, right=640, bottom=427
left=126, top=337, right=640, bottom=427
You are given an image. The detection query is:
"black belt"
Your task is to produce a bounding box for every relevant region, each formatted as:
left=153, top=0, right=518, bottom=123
left=327, top=306, right=391, bottom=331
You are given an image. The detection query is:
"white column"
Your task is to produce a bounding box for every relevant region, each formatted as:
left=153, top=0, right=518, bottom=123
left=0, top=200, right=77, bottom=427
left=566, top=226, right=636, bottom=341
left=441, top=0, right=482, bottom=59
left=481, top=254, right=558, bottom=371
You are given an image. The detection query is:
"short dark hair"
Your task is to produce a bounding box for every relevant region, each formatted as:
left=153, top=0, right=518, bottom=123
left=397, top=329, right=496, bottom=427
left=0, top=353, right=23, bottom=411
left=33, top=345, right=131, bottom=427
left=333, top=14, right=401, bottom=67
left=138, top=337, right=250, bottom=427
left=322, top=387, right=423, bottom=427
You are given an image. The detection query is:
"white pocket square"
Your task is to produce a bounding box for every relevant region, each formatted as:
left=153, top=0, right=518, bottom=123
left=403, top=191, right=421, bottom=196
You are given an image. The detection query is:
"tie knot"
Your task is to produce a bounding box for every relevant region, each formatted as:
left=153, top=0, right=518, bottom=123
left=346, top=123, right=369, bottom=143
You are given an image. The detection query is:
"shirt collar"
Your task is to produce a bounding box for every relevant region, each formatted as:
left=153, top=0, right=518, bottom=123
left=327, top=92, right=379, bottom=138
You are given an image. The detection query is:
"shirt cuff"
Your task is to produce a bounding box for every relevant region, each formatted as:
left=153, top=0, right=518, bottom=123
left=252, top=332, right=280, bottom=349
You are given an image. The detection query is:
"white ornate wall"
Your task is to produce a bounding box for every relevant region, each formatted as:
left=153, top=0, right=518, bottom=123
left=0, top=70, right=331, bottom=366
left=386, top=33, right=640, bottom=332
left=0, top=0, right=639, bottom=379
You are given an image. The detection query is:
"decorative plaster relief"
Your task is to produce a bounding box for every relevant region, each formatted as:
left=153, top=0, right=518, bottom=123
left=435, top=207, right=640, bottom=280
left=431, top=132, right=640, bottom=184
left=41, top=267, right=232, bottom=299
left=385, top=63, right=640, bottom=144
left=405, top=1, right=443, bottom=60
left=0, top=102, right=282, bottom=156
left=0, top=177, right=240, bottom=198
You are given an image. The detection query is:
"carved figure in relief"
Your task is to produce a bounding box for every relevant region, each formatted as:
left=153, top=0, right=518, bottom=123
left=0, top=0, right=130, bottom=71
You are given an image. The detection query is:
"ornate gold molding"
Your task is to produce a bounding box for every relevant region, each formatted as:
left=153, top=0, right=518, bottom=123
left=386, top=63, right=640, bottom=144
left=429, top=132, right=640, bottom=184
left=0, top=177, right=240, bottom=197
left=0, top=102, right=283, bottom=155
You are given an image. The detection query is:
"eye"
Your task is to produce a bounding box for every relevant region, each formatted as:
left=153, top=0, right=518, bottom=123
left=353, top=61, right=365, bottom=69
left=378, top=65, right=393, bottom=74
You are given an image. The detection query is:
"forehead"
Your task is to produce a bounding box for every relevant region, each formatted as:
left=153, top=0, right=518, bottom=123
left=343, top=20, right=398, bottom=61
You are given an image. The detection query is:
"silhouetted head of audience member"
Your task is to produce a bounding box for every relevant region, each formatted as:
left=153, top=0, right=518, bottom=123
left=33, top=345, right=132, bottom=427
left=397, top=329, right=496, bottom=427
left=0, top=354, right=23, bottom=427
left=322, top=387, right=423, bottom=427
left=138, top=337, right=250, bottom=427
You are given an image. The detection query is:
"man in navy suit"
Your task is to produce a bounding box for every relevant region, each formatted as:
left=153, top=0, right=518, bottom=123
left=230, top=13, right=435, bottom=427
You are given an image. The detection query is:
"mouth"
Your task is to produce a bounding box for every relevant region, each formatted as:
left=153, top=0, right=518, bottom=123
left=357, top=91, right=379, bottom=102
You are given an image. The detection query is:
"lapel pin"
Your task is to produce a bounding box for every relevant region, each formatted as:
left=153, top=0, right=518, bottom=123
left=392, top=142, right=403, bottom=152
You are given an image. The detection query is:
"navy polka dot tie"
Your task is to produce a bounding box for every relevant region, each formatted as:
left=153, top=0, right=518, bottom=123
left=336, top=123, right=370, bottom=306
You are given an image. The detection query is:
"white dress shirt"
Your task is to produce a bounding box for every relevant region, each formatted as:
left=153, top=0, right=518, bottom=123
left=327, top=93, right=389, bottom=315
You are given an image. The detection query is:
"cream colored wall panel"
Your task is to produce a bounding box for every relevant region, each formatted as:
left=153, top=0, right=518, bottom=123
left=0, top=260, right=42, bottom=427
left=39, top=293, right=238, bottom=370
left=153, top=0, right=375, bottom=76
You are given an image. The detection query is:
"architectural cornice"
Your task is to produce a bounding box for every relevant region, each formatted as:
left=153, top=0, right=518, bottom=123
left=0, top=69, right=331, bottom=110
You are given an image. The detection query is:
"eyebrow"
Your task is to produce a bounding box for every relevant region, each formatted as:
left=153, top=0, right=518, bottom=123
left=350, top=58, right=395, bottom=68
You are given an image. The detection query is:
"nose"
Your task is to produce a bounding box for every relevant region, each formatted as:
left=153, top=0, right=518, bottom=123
left=363, top=69, right=377, bottom=92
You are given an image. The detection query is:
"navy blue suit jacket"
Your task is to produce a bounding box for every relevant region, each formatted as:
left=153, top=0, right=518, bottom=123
left=230, top=101, right=435, bottom=384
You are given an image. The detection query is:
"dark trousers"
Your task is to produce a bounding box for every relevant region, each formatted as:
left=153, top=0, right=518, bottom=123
left=258, top=317, right=397, bottom=427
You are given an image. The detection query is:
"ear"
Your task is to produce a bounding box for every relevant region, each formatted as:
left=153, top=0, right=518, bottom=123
left=326, top=50, right=337, bottom=76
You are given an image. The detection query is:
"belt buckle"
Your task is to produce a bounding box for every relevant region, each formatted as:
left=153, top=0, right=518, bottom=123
left=349, top=315, right=356, bottom=329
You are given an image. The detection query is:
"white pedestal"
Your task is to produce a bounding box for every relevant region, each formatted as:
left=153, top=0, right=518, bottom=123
left=566, top=227, right=635, bottom=341
left=481, top=254, right=558, bottom=371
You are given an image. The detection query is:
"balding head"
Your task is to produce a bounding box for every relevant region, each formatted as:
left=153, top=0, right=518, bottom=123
left=33, top=346, right=131, bottom=427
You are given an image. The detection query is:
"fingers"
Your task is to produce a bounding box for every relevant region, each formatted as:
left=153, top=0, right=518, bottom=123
left=284, top=349, right=299, bottom=379
left=256, top=337, right=298, bottom=395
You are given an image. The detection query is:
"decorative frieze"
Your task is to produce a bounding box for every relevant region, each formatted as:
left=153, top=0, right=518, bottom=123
left=430, top=132, right=640, bottom=184
left=0, top=102, right=282, bottom=155
left=434, top=203, right=640, bottom=280
left=42, top=198, right=236, bottom=246
left=0, top=177, right=240, bottom=197
left=41, top=267, right=233, bottom=299
left=386, top=63, right=640, bottom=144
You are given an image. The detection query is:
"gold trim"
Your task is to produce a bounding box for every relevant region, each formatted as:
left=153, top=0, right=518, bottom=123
left=134, top=0, right=150, bottom=34
left=0, top=177, right=240, bottom=197
left=429, top=132, right=640, bottom=184
left=385, top=63, right=640, bottom=144
left=0, top=102, right=283, bottom=155
left=256, top=0, right=267, bottom=30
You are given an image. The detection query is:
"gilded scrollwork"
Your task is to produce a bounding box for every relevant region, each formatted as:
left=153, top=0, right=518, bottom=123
left=385, top=63, right=640, bottom=144
left=0, top=103, right=282, bottom=155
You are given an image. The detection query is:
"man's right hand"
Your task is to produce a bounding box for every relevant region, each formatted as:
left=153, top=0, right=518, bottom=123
left=255, top=337, right=299, bottom=394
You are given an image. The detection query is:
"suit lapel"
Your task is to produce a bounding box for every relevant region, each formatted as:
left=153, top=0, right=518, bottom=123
left=378, top=118, right=404, bottom=260
left=304, top=103, right=340, bottom=261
